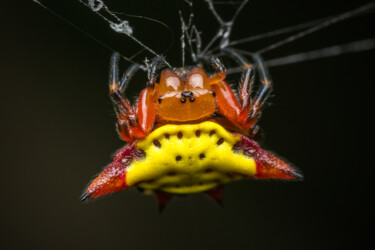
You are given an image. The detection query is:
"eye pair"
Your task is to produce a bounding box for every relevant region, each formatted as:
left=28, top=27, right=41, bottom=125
left=180, top=91, right=195, bottom=103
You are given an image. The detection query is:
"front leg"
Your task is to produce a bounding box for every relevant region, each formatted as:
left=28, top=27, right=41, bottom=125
left=209, top=56, right=266, bottom=136
left=110, top=53, right=156, bottom=142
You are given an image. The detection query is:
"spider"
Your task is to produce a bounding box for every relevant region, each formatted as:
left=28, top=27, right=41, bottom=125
left=81, top=49, right=302, bottom=207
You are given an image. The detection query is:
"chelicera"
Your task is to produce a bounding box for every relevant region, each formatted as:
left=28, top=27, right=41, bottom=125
left=110, top=50, right=269, bottom=142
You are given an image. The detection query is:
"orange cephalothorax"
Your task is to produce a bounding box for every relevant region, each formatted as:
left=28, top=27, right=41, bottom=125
left=155, top=67, right=216, bottom=122
left=109, top=53, right=270, bottom=142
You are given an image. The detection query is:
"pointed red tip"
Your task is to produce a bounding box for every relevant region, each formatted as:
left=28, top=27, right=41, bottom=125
left=154, top=190, right=173, bottom=212
left=254, top=149, right=303, bottom=180
left=81, top=162, right=128, bottom=201
left=81, top=141, right=145, bottom=201
left=206, top=186, right=224, bottom=206
left=234, top=134, right=303, bottom=181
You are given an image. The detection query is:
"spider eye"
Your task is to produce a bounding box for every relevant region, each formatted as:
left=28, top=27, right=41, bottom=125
left=165, top=76, right=181, bottom=91
left=187, top=73, right=204, bottom=89
left=158, top=69, right=184, bottom=93
left=185, top=67, right=210, bottom=90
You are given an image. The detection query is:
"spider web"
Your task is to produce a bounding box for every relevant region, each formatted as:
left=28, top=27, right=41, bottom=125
left=33, top=0, right=375, bottom=73
left=33, top=0, right=174, bottom=71
left=178, top=0, right=375, bottom=72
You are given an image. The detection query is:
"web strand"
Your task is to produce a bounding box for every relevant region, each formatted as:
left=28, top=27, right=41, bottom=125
left=201, top=0, right=249, bottom=54
left=256, top=1, right=375, bottom=54
left=77, top=0, right=172, bottom=67
left=32, top=0, right=137, bottom=65
left=225, top=38, right=375, bottom=74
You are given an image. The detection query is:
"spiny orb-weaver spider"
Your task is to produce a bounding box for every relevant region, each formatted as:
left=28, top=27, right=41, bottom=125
left=81, top=48, right=303, bottom=207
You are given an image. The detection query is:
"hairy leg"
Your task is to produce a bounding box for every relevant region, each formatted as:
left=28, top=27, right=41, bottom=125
left=209, top=51, right=272, bottom=136
left=110, top=53, right=156, bottom=141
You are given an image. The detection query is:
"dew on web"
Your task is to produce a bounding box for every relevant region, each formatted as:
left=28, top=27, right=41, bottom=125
left=88, top=0, right=103, bottom=12
left=110, top=21, right=133, bottom=36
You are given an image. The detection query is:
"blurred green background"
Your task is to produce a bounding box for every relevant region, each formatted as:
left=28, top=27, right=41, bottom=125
left=1, top=0, right=374, bottom=249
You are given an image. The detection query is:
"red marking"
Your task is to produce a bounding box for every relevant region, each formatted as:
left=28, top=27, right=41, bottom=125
left=154, top=190, right=173, bottom=212
left=233, top=134, right=302, bottom=180
left=81, top=140, right=145, bottom=201
left=206, top=185, right=224, bottom=205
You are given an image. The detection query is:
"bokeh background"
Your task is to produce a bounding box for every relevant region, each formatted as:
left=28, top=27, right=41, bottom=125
left=1, top=0, right=374, bottom=249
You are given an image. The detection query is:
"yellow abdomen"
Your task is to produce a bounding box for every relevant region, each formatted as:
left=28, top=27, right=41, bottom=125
left=125, top=121, right=257, bottom=194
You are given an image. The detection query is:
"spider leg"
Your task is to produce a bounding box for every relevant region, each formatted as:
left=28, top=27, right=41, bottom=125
left=147, top=56, right=166, bottom=87
left=222, top=49, right=255, bottom=115
left=209, top=50, right=272, bottom=136
left=226, top=49, right=272, bottom=134
left=248, top=52, right=272, bottom=116
left=209, top=57, right=241, bottom=122
left=110, top=53, right=156, bottom=141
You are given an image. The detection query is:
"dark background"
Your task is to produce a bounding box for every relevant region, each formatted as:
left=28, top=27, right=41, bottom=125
left=1, top=0, right=374, bottom=249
